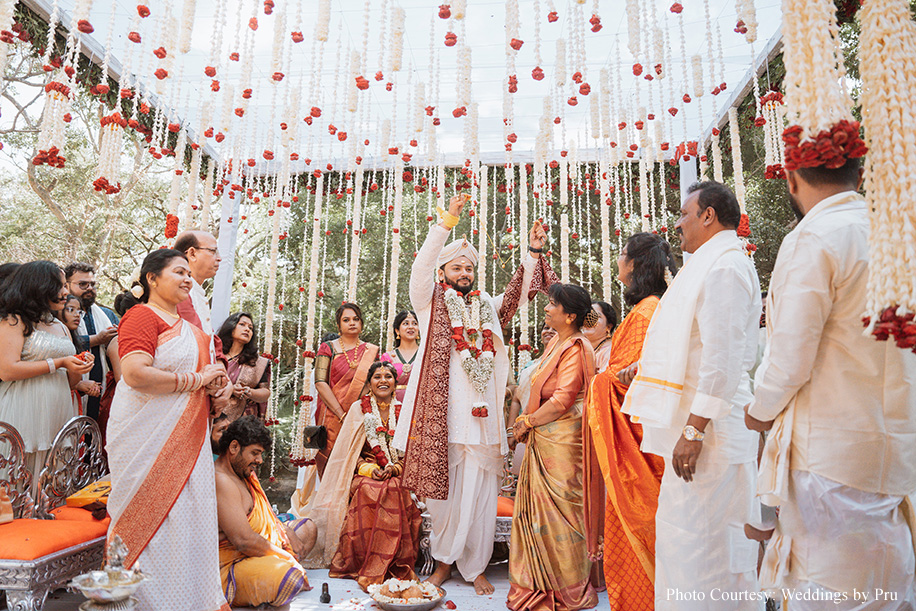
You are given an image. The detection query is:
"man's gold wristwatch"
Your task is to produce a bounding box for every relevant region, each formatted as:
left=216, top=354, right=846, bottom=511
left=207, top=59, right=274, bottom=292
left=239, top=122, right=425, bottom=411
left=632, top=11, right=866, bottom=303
left=682, top=425, right=705, bottom=442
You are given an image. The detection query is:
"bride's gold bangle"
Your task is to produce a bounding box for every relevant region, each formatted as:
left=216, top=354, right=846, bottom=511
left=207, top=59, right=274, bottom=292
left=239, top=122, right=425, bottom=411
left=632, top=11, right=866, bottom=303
left=514, top=414, right=533, bottom=428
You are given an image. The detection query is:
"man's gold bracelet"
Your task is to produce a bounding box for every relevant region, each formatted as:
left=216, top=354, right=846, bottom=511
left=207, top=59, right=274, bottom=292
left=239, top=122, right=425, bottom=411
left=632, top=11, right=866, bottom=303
left=436, top=206, right=460, bottom=229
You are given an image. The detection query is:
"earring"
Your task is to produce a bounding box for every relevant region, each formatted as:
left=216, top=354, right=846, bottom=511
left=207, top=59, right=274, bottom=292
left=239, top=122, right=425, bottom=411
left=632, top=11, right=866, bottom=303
left=395, top=332, right=400, bottom=339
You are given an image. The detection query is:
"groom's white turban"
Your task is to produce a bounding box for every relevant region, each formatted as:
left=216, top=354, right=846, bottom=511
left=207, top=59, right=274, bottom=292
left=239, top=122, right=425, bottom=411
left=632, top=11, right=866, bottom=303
left=437, top=238, right=479, bottom=267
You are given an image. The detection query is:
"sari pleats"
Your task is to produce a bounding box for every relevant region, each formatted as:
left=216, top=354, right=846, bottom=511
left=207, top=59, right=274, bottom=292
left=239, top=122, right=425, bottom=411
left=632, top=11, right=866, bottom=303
left=508, top=402, right=597, bottom=611
left=585, top=296, right=664, bottom=611
left=329, top=474, right=422, bottom=590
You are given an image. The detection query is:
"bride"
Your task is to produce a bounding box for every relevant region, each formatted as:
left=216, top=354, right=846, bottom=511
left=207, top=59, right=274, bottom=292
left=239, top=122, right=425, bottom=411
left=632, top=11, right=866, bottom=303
left=303, top=361, right=423, bottom=590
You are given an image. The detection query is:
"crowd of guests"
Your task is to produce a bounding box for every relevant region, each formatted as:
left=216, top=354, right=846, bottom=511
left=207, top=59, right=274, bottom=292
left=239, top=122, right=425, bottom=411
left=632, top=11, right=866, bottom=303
left=2, top=158, right=913, bottom=611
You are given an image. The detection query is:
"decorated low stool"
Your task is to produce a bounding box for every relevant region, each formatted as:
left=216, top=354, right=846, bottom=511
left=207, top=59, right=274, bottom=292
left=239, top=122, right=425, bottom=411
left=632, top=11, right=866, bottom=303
left=0, top=418, right=108, bottom=610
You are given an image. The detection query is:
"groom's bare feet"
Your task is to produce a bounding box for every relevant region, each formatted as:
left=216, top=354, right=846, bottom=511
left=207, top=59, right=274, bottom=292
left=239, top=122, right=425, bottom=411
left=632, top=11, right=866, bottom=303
left=427, top=562, right=453, bottom=587
left=473, top=574, right=495, bottom=595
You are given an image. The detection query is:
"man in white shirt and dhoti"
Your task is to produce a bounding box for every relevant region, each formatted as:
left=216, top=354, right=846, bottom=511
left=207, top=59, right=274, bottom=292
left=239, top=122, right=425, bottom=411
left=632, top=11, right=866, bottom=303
left=393, top=193, right=552, bottom=595
left=623, top=181, right=763, bottom=610
left=746, top=158, right=916, bottom=609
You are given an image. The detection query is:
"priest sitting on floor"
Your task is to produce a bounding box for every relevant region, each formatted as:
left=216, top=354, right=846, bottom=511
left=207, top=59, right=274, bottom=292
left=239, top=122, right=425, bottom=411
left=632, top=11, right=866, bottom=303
left=215, top=416, right=317, bottom=607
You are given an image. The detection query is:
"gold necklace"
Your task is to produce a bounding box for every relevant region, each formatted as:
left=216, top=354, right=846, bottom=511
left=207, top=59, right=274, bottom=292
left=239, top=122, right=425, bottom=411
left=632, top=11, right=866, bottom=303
left=339, top=340, right=362, bottom=369
left=148, top=301, right=180, bottom=320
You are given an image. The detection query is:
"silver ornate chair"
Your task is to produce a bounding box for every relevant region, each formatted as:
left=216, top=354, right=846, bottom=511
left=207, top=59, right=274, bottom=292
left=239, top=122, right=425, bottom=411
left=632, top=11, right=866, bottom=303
left=0, top=421, right=35, bottom=519
left=36, top=416, right=107, bottom=519
left=0, top=417, right=108, bottom=611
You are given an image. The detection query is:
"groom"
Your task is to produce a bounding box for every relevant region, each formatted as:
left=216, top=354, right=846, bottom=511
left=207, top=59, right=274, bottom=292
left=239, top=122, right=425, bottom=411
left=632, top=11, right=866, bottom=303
left=393, top=193, right=552, bottom=594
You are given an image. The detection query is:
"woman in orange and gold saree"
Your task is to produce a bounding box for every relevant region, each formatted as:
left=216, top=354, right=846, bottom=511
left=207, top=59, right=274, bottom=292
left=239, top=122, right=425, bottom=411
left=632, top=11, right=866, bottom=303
left=508, top=283, right=598, bottom=611
left=303, top=361, right=422, bottom=589
left=583, top=232, right=678, bottom=611
left=106, top=249, right=231, bottom=611
left=313, top=302, right=379, bottom=477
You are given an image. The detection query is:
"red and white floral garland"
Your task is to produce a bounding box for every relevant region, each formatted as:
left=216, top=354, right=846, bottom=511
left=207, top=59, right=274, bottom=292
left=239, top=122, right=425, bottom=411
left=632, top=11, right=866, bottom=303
left=782, top=0, right=866, bottom=170
left=442, top=285, right=495, bottom=417
left=361, top=394, right=402, bottom=467
left=859, top=0, right=916, bottom=351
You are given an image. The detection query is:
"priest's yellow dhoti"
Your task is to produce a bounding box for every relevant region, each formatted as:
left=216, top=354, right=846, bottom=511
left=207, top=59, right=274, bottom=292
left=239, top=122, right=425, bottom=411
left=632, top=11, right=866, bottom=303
left=219, top=474, right=310, bottom=607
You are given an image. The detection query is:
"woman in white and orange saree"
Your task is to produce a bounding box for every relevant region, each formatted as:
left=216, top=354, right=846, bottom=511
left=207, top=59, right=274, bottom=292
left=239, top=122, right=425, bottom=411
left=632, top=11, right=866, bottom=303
left=106, top=250, right=230, bottom=611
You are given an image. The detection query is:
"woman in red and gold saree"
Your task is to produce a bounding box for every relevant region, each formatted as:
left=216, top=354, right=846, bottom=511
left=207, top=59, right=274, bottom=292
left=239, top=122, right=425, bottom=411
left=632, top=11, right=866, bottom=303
left=314, top=302, right=379, bottom=477
left=508, top=283, right=597, bottom=611
left=304, top=362, right=422, bottom=588
left=583, top=233, right=676, bottom=611
left=106, top=250, right=230, bottom=611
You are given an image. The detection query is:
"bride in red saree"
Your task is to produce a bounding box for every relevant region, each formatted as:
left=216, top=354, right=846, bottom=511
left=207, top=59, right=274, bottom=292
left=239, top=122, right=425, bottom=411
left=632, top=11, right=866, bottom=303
left=314, top=302, right=379, bottom=477
left=303, top=361, right=422, bottom=588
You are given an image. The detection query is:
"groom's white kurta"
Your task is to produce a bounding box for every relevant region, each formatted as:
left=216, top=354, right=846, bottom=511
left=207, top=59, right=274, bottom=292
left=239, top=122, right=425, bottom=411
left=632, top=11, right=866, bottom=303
left=394, top=224, right=535, bottom=580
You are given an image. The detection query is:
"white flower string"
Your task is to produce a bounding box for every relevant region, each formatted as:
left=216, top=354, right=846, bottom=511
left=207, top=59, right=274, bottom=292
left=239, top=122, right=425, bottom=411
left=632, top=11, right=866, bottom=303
left=782, top=0, right=859, bottom=158
left=736, top=0, right=758, bottom=44
left=178, top=0, right=196, bottom=54
left=292, top=171, right=325, bottom=466
left=711, top=128, right=724, bottom=182
left=316, top=0, right=330, bottom=43
left=388, top=6, right=405, bottom=73
left=385, top=156, right=405, bottom=352
left=761, top=91, right=786, bottom=179
left=599, top=155, right=612, bottom=303
left=859, top=0, right=916, bottom=349
left=518, top=161, right=531, bottom=369
left=728, top=107, right=753, bottom=249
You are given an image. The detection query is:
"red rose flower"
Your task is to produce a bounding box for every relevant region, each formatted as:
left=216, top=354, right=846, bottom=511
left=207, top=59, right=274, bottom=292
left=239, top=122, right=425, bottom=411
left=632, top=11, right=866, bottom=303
left=137, top=5, right=150, bottom=18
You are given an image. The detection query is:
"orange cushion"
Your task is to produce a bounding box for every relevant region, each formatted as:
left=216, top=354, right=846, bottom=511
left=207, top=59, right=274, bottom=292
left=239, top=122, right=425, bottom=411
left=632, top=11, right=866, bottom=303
left=0, top=519, right=107, bottom=560
left=497, top=496, right=515, bottom=517
left=51, top=506, right=111, bottom=526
